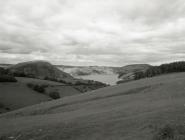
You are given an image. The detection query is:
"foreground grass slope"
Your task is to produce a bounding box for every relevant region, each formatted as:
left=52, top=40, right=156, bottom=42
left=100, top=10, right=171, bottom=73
left=0, top=72, right=185, bottom=140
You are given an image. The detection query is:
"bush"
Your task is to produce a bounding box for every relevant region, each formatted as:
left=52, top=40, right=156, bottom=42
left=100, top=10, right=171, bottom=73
left=27, top=83, right=61, bottom=99
left=0, top=75, right=17, bottom=82
left=27, top=83, right=47, bottom=93
left=49, top=91, right=60, bottom=99
left=33, top=85, right=45, bottom=93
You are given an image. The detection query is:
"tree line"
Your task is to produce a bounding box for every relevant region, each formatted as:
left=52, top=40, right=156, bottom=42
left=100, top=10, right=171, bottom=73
left=134, top=61, right=185, bottom=80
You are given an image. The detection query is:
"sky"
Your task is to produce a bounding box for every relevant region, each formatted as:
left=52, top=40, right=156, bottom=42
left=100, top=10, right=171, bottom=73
left=0, top=0, right=185, bottom=66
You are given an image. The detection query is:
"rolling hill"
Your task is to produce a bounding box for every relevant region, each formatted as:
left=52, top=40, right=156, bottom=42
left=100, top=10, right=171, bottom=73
left=0, top=63, right=152, bottom=85
left=7, top=61, right=107, bottom=87
left=117, top=64, right=151, bottom=83
left=8, top=61, right=74, bottom=83
left=0, top=61, right=108, bottom=114
left=0, top=72, right=184, bottom=140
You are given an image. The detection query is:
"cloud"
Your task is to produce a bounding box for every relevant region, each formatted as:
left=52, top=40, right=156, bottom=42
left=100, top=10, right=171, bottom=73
left=0, top=0, right=185, bottom=66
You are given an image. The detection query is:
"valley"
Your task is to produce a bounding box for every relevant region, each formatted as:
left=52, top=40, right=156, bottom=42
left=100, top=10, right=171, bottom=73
left=0, top=61, right=185, bottom=140
left=0, top=72, right=185, bottom=140
left=76, top=73, right=120, bottom=85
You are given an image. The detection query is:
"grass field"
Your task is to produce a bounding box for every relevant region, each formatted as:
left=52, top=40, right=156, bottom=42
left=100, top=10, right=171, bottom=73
left=0, top=72, right=185, bottom=140
left=0, top=77, right=81, bottom=113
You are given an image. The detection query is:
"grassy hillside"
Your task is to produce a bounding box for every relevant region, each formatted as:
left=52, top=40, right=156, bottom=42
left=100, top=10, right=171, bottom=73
left=0, top=77, right=82, bottom=114
left=8, top=61, right=74, bottom=82
left=0, top=61, right=107, bottom=114
left=7, top=61, right=108, bottom=90
left=0, top=72, right=184, bottom=140
left=0, top=82, right=51, bottom=114
left=117, top=64, right=151, bottom=84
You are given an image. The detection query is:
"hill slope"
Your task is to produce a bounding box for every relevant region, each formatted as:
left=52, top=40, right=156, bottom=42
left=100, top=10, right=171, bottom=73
left=117, top=64, right=151, bottom=83
left=0, top=76, right=83, bottom=114
left=0, top=81, right=51, bottom=113
left=0, top=61, right=109, bottom=114
left=8, top=61, right=74, bottom=82
left=0, top=72, right=184, bottom=140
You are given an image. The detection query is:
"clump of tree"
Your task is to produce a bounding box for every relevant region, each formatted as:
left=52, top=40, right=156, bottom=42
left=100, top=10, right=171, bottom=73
left=27, top=83, right=48, bottom=93
left=49, top=91, right=60, bottom=99
left=27, top=83, right=60, bottom=99
left=73, top=79, right=107, bottom=86
left=44, top=76, right=72, bottom=85
left=73, top=80, right=108, bottom=93
left=116, top=79, right=132, bottom=84
left=134, top=61, right=185, bottom=80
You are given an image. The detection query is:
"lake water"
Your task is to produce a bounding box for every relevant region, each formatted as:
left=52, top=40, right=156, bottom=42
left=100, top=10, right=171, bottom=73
left=76, top=74, right=120, bottom=85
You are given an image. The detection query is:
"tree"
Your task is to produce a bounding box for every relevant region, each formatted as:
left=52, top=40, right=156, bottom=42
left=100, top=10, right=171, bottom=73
left=49, top=91, right=60, bottom=99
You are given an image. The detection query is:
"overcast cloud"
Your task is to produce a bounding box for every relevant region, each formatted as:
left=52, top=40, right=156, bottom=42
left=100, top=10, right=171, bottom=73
left=0, top=0, right=185, bottom=66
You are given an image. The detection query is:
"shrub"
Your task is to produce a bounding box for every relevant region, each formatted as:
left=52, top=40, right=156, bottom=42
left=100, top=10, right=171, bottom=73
left=27, top=83, right=47, bottom=93
left=33, top=85, right=45, bottom=93
left=49, top=91, right=60, bottom=99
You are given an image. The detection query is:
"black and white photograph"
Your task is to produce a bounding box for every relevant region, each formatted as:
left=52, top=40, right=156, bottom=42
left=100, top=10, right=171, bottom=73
left=0, top=0, right=185, bottom=139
